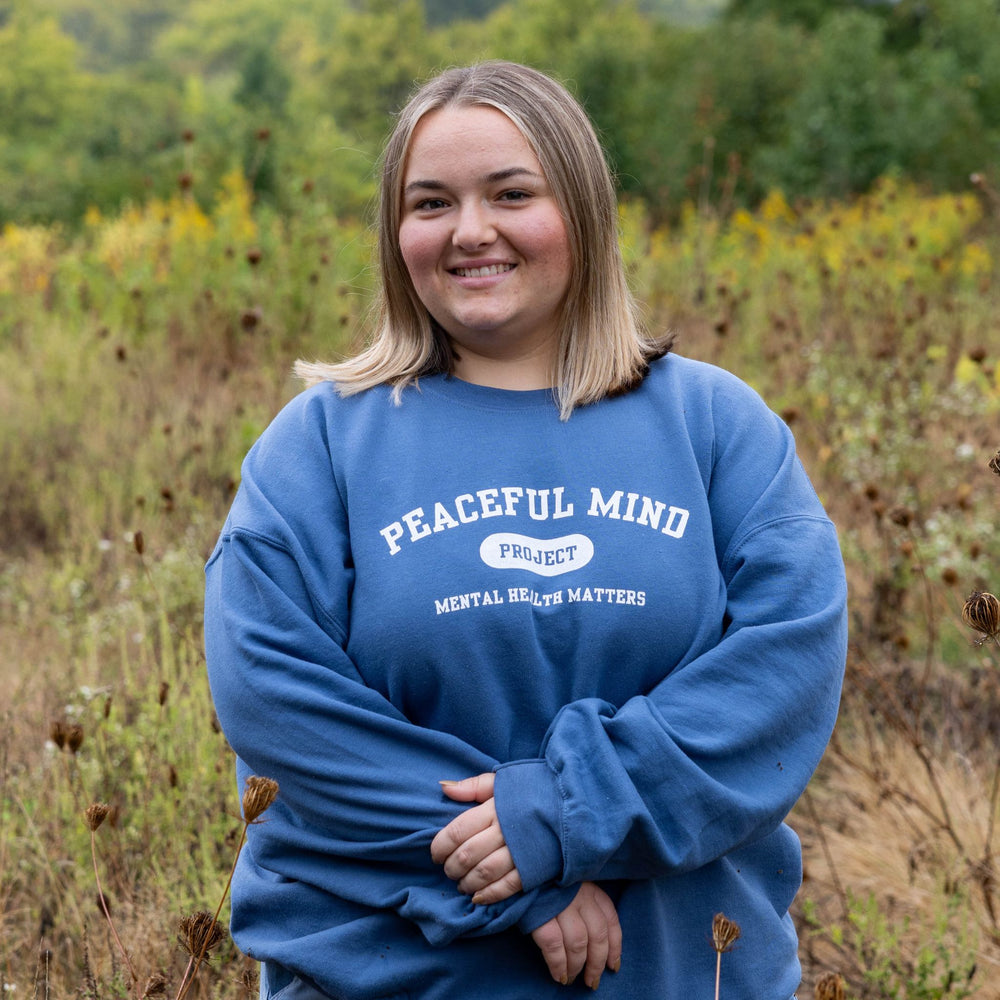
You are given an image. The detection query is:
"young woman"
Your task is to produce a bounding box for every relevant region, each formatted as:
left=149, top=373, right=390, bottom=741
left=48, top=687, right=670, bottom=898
left=205, top=61, right=847, bottom=999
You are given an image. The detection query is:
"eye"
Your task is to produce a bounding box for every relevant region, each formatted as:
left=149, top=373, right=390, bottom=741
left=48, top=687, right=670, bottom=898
left=498, top=189, right=531, bottom=203
left=413, top=197, right=449, bottom=212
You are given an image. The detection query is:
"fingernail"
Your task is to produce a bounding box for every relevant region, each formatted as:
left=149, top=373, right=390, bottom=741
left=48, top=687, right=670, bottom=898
left=471, top=892, right=485, bottom=905
left=558, top=976, right=568, bottom=986
left=590, top=977, right=601, bottom=991
left=439, top=779, right=459, bottom=786
left=612, top=957, right=621, bottom=972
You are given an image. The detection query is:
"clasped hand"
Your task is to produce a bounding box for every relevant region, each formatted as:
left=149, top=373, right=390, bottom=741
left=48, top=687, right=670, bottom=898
left=431, top=772, right=622, bottom=988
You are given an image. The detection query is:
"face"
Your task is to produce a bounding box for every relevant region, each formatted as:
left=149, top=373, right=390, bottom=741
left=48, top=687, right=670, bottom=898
left=398, top=105, right=573, bottom=386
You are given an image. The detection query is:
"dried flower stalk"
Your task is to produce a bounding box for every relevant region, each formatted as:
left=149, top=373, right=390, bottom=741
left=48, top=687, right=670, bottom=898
left=242, top=776, right=279, bottom=824
left=711, top=912, right=741, bottom=954
left=85, top=803, right=110, bottom=832
left=711, top=912, right=741, bottom=1000
left=178, top=911, right=225, bottom=958
left=174, top=776, right=279, bottom=1000
left=962, top=591, right=1000, bottom=644
left=86, top=803, right=139, bottom=989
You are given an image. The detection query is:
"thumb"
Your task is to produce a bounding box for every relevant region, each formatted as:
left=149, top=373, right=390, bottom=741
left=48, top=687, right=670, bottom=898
left=439, top=771, right=495, bottom=802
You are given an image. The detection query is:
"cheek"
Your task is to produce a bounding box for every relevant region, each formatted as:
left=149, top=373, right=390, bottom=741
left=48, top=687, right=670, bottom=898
left=535, top=221, right=573, bottom=287
left=525, top=209, right=572, bottom=273
left=398, top=223, right=439, bottom=290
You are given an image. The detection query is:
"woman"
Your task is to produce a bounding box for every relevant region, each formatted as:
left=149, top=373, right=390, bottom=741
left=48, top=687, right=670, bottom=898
left=205, top=61, right=847, bottom=999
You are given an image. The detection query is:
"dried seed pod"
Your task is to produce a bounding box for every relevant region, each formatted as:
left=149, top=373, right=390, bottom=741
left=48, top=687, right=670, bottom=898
left=990, top=448, right=1000, bottom=477
left=242, top=776, right=279, bottom=823
left=142, top=973, right=169, bottom=998
left=133, top=530, right=145, bottom=555
left=85, top=803, right=111, bottom=832
left=815, top=972, right=845, bottom=1000
left=49, top=719, right=68, bottom=750
left=178, top=911, right=225, bottom=958
left=240, top=307, right=262, bottom=331
left=711, top=912, right=741, bottom=954
left=888, top=505, right=914, bottom=528
left=962, top=591, right=1000, bottom=643
left=240, top=966, right=260, bottom=996
left=66, top=724, right=84, bottom=755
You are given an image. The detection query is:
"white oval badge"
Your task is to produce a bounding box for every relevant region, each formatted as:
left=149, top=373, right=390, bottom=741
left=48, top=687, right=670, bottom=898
left=479, top=532, right=593, bottom=577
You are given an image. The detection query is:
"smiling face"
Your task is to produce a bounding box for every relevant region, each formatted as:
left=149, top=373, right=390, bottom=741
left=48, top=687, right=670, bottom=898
left=397, top=105, right=573, bottom=389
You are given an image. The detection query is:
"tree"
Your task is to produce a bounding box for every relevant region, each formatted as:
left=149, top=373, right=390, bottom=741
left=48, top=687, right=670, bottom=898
left=318, top=0, right=449, bottom=148
left=723, top=0, right=853, bottom=31
left=752, top=10, right=903, bottom=197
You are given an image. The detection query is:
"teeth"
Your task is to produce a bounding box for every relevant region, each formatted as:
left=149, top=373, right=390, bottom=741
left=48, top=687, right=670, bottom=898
left=453, top=264, right=514, bottom=277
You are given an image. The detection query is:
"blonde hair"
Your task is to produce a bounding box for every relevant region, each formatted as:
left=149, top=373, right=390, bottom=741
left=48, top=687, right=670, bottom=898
left=296, top=61, right=671, bottom=419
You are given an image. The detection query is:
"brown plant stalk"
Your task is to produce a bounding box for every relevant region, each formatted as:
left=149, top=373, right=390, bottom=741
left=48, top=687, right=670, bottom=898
left=86, top=803, right=140, bottom=991
left=711, top=912, right=740, bottom=1000
left=173, top=777, right=279, bottom=1000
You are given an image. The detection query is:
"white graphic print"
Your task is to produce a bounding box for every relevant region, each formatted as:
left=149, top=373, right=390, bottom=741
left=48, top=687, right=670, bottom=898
left=479, top=532, right=594, bottom=577
left=379, top=484, right=688, bottom=555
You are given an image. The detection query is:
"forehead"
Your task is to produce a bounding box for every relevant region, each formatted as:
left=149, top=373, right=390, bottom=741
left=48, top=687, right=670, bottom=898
left=403, top=105, right=542, bottom=177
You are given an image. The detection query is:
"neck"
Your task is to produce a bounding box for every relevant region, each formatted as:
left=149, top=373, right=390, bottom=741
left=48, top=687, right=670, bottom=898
left=449, top=339, right=556, bottom=391
left=451, top=355, right=554, bottom=390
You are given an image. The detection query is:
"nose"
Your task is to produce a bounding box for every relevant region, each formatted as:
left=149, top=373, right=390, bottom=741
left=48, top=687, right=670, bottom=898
left=452, top=200, right=497, bottom=250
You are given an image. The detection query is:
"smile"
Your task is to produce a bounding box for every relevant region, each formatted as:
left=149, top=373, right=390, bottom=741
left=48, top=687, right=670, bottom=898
left=451, top=264, right=515, bottom=278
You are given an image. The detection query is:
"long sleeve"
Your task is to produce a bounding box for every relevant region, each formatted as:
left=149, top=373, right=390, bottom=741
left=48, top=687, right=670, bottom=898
left=491, top=377, right=848, bottom=890
left=204, top=397, right=575, bottom=947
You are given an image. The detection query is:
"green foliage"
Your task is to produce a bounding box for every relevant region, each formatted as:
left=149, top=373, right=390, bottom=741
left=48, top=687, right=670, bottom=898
left=754, top=11, right=901, bottom=197
left=723, top=0, right=893, bottom=30
left=319, top=0, right=449, bottom=148
left=831, top=890, right=978, bottom=999
left=4, top=0, right=1000, bottom=226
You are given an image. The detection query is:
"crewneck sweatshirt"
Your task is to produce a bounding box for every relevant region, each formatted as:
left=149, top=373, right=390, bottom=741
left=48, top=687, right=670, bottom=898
left=205, top=354, right=847, bottom=999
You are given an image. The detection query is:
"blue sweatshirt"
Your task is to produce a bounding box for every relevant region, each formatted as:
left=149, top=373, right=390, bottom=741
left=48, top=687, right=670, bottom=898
left=204, top=354, right=847, bottom=999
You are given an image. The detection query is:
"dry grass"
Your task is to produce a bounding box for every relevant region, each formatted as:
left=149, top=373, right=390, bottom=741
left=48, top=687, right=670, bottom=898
left=1, top=173, right=998, bottom=997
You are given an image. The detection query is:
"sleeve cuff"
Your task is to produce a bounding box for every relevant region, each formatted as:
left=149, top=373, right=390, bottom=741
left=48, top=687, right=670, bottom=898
left=493, top=759, right=564, bottom=891
left=516, top=884, right=579, bottom=934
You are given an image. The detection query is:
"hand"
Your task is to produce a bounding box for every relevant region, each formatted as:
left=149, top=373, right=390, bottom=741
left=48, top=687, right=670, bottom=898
left=430, top=773, right=523, bottom=903
left=530, top=882, right=622, bottom=990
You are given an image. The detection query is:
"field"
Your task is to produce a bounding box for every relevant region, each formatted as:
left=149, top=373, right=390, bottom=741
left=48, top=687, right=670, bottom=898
left=1, top=172, right=998, bottom=998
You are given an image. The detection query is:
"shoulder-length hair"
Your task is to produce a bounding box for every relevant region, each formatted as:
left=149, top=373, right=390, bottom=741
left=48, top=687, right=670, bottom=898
left=295, top=60, right=671, bottom=419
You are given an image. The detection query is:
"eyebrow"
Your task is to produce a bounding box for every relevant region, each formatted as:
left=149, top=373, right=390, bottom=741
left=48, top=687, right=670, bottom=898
left=403, top=166, right=543, bottom=195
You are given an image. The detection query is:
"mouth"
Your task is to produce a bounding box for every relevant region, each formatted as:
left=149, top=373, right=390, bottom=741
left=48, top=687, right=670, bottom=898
left=450, top=263, right=515, bottom=278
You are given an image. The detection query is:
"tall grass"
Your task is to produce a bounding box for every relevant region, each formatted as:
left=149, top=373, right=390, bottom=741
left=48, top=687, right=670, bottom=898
left=1, top=170, right=998, bottom=997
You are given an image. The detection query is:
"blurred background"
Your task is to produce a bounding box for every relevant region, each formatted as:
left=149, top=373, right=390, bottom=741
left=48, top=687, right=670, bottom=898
left=1, top=1, right=999, bottom=997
